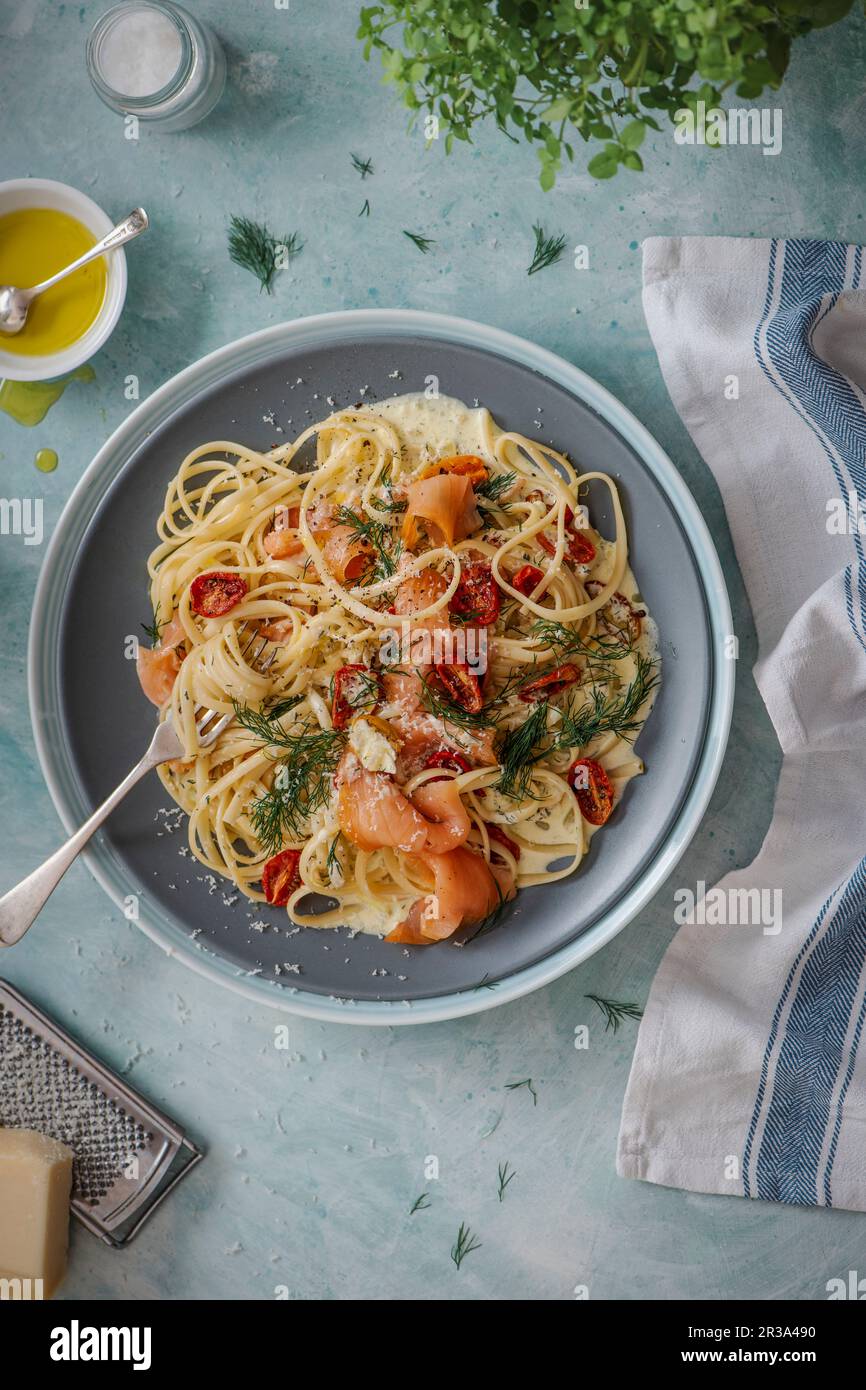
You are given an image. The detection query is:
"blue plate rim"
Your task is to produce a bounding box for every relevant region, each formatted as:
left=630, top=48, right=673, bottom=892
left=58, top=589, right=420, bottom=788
left=28, top=309, right=734, bottom=1025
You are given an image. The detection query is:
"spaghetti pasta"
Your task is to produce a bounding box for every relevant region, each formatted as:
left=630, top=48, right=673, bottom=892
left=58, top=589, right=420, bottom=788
left=136, top=392, right=659, bottom=944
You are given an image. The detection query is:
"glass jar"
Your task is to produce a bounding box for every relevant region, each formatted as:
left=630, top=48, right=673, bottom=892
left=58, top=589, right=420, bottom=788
left=86, top=1, right=226, bottom=132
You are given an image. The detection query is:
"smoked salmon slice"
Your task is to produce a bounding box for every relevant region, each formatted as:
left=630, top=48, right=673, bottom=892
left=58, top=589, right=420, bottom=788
left=336, top=752, right=470, bottom=854
left=385, top=845, right=515, bottom=944
left=402, top=474, right=481, bottom=549
left=136, top=613, right=186, bottom=708
left=321, top=524, right=372, bottom=583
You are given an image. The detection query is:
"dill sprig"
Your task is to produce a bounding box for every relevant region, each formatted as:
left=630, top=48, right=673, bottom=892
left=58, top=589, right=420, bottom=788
left=558, top=655, right=658, bottom=748
left=409, top=1193, right=430, bottom=1215
left=497, top=1161, right=515, bottom=1202
left=475, top=470, right=516, bottom=505
left=228, top=216, right=304, bottom=294
left=373, top=462, right=408, bottom=514
left=403, top=229, right=435, bottom=253
left=336, top=504, right=401, bottom=579
left=351, top=152, right=374, bottom=178
left=451, top=1223, right=481, bottom=1269
left=233, top=701, right=346, bottom=851
left=326, top=832, right=343, bottom=883
left=527, top=224, right=567, bottom=276
left=141, top=603, right=164, bottom=645
left=586, top=994, right=643, bottom=1033
left=359, top=198, right=371, bottom=217
left=496, top=700, right=550, bottom=798
left=531, top=618, right=634, bottom=666
left=505, top=1078, right=537, bottom=1105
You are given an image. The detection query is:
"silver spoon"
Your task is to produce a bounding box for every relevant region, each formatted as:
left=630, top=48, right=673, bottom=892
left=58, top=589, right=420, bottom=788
left=0, top=206, right=149, bottom=335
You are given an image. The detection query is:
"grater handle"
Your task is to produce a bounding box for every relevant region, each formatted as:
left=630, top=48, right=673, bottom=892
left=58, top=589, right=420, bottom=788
left=0, top=719, right=182, bottom=947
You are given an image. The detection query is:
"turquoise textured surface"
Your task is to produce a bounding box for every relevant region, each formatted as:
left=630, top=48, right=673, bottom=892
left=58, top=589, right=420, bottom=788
left=1, top=0, right=864, bottom=1299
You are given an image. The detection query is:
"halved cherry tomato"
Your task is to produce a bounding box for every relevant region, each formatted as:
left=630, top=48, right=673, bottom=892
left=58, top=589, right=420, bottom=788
left=567, top=758, right=614, bottom=826
left=424, top=749, right=472, bottom=780
left=449, top=561, right=501, bottom=627
left=518, top=663, right=581, bottom=702
left=421, top=453, right=488, bottom=485
left=262, top=848, right=302, bottom=906
left=538, top=530, right=597, bottom=565
left=487, top=823, right=521, bottom=861
left=511, top=563, right=544, bottom=597
left=190, top=571, right=248, bottom=617
left=332, top=664, right=380, bottom=729
left=435, top=663, right=483, bottom=714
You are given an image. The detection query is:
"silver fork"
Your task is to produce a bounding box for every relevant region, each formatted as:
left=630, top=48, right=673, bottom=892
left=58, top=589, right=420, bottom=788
left=0, top=627, right=275, bottom=948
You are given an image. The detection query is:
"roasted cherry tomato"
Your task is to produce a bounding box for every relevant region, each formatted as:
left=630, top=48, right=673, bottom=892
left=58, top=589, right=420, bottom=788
left=331, top=664, right=380, bottom=729
left=449, top=561, right=501, bottom=627
left=435, top=662, right=483, bottom=713
left=538, top=530, right=597, bottom=565
left=487, top=823, right=521, bottom=861
left=190, top=571, right=248, bottom=617
left=424, top=749, right=472, bottom=781
left=518, top=663, right=581, bottom=702
left=422, top=453, right=488, bottom=485
left=567, top=758, right=614, bottom=826
left=262, top=848, right=302, bottom=906
left=511, top=563, right=544, bottom=597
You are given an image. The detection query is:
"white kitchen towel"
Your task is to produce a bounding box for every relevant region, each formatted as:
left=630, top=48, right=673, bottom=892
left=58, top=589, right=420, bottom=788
left=617, top=236, right=866, bottom=1211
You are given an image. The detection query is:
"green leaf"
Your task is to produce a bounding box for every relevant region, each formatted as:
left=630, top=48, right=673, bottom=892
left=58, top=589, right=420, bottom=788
left=587, top=149, right=620, bottom=179
left=620, top=119, right=647, bottom=150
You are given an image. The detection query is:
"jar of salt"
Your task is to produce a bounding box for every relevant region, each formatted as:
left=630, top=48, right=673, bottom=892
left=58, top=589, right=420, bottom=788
left=86, top=0, right=226, bottom=132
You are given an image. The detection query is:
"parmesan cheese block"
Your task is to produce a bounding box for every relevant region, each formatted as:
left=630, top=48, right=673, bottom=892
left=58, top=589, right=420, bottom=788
left=0, top=1128, right=73, bottom=1299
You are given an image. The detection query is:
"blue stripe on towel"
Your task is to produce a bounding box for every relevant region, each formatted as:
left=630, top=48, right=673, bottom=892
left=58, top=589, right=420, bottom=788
left=747, top=239, right=866, bottom=1206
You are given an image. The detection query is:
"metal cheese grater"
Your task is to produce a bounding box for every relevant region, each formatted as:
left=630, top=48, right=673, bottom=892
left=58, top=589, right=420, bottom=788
left=0, top=979, right=203, bottom=1246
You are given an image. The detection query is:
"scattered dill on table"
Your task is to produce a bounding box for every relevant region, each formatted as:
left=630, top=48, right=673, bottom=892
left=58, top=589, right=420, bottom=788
left=586, top=994, right=643, bottom=1032
left=228, top=216, right=304, bottom=294
left=451, top=1222, right=482, bottom=1269
left=351, top=152, right=374, bottom=178
left=505, top=1078, right=538, bottom=1105
left=358, top=198, right=371, bottom=217
left=527, top=224, right=567, bottom=275
left=497, top=1161, right=516, bottom=1202
left=409, top=1193, right=431, bottom=1215
left=403, top=229, right=435, bottom=253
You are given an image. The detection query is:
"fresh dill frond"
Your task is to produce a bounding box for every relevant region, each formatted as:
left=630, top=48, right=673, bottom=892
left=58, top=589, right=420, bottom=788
left=359, top=198, right=371, bottom=217
left=556, top=655, right=658, bottom=750
left=403, top=229, right=435, bottom=253
left=451, top=1222, right=482, bottom=1269
left=265, top=694, right=306, bottom=721
left=228, top=216, right=304, bottom=294
left=496, top=700, right=551, bottom=797
left=141, top=603, right=164, bottom=645
left=373, top=462, right=408, bottom=514
left=497, top=1161, right=516, bottom=1202
left=475, top=470, right=516, bottom=505
left=505, top=1078, right=538, bottom=1106
left=326, top=833, right=343, bottom=882
left=409, top=1193, right=431, bottom=1215
left=530, top=618, right=634, bottom=666
left=233, top=701, right=347, bottom=851
left=527, top=224, right=567, bottom=276
left=336, top=504, right=401, bottom=579
left=351, top=152, right=374, bottom=178
left=586, top=993, right=643, bottom=1033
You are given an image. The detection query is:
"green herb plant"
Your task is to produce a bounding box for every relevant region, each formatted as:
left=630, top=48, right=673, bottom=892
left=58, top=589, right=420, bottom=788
left=357, top=1, right=856, bottom=187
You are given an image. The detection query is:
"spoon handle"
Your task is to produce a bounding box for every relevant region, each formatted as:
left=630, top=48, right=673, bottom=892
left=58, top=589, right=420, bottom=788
left=29, top=207, right=149, bottom=298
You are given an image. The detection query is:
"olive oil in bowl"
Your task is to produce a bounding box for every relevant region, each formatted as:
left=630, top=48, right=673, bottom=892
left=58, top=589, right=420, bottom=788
left=0, top=208, right=107, bottom=357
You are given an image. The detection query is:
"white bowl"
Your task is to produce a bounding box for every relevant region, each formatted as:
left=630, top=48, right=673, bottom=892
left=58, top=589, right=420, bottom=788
left=0, top=178, right=127, bottom=382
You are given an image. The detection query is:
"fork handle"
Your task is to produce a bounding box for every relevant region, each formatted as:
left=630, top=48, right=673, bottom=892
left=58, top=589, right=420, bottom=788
left=0, top=749, right=160, bottom=948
